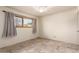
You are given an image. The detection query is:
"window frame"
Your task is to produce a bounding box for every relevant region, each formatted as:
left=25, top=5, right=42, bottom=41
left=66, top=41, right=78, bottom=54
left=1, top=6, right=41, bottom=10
left=15, top=16, right=33, bottom=28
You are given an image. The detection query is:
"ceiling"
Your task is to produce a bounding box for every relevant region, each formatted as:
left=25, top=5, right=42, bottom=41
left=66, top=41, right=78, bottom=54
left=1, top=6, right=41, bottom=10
left=7, top=6, right=76, bottom=17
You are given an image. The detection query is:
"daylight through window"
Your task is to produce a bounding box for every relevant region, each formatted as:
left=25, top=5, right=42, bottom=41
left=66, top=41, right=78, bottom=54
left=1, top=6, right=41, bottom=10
left=15, top=16, right=33, bottom=28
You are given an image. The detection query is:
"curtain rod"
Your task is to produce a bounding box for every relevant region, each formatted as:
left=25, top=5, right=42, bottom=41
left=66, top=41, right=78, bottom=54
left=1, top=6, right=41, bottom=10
left=2, top=10, right=36, bottom=19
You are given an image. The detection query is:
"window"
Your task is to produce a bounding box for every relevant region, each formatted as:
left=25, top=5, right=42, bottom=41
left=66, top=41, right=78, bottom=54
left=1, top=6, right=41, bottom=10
left=15, top=17, right=23, bottom=27
left=15, top=16, right=33, bottom=28
left=23, top=18, right=32, bottom=28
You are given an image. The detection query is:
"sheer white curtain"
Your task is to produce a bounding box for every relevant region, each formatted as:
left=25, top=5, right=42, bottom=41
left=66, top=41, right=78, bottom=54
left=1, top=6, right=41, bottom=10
left=2, top=12, right=17, bottom=37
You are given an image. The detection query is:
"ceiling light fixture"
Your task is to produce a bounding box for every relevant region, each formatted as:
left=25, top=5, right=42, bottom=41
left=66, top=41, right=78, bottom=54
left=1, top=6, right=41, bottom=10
left=33, top=6, right=51, bottom=13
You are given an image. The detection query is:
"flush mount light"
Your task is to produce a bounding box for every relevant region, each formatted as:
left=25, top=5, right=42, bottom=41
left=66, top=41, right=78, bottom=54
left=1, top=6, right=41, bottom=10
left=33, top=6, right=52, bottom=13
left=39, top=9, right=44, bottom=13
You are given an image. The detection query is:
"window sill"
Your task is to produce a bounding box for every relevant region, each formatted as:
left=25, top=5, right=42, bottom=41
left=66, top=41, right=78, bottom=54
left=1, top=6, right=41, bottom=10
left=16, top=26, right=32, bottom=28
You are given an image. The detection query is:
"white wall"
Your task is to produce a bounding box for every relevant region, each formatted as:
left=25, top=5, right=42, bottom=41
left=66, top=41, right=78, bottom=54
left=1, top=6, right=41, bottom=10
left=0, top=7, right=39, bottom=48
left=39, top=8, right=78, bottom=44
left=77, top=7, right=79, bottom=43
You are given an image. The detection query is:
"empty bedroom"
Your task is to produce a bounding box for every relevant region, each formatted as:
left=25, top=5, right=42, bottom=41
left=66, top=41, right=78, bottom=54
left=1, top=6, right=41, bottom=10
left=0, top=6, right=79, bottom=53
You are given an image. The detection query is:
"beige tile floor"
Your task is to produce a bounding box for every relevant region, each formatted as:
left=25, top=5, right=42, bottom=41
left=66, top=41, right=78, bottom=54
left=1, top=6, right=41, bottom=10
left=0, top=38, right=79, bottom=53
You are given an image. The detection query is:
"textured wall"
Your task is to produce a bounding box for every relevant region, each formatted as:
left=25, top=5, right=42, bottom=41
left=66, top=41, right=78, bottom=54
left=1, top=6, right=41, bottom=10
left=39, top=8, right=78, bottom=44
